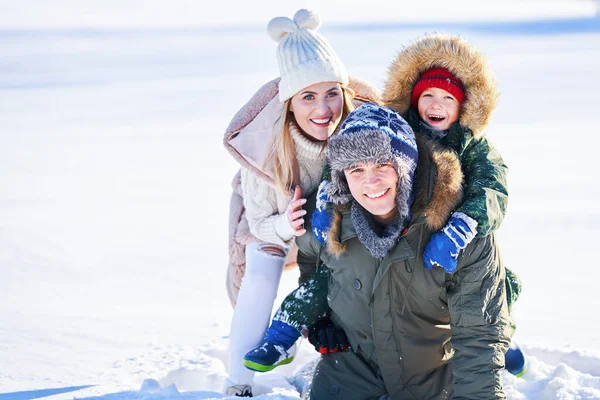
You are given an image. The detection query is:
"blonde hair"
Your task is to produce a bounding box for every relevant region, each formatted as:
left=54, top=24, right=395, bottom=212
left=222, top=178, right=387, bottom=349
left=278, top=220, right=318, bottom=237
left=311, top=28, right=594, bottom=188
left=267, top=85, right=355, bottom=193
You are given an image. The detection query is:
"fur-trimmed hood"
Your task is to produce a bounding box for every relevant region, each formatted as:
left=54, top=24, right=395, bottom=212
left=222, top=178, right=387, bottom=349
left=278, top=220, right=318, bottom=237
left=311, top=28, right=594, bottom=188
left=223, top=76, right=381, bottom=186
left=325, top=134, right=463, bottom=257
left=382, top=34, right=498, bottom=138
left=411, top=135, right=464, bottom=231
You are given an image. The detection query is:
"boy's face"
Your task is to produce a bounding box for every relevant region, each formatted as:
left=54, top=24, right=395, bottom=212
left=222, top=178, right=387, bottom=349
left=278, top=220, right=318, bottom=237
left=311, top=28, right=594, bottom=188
left=417, top=87, right=460, bottom=131
left=344, top=162, right=399, bottom=225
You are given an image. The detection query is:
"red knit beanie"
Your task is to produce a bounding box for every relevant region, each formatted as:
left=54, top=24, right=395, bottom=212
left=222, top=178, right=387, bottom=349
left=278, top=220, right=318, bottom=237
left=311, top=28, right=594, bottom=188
left=411, top=67, right=465, bottom=108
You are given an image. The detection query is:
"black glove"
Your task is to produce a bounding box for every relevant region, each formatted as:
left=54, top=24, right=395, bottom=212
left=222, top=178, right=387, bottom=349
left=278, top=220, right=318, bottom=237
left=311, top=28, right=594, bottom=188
left=307, top=317, right=350, bottom=354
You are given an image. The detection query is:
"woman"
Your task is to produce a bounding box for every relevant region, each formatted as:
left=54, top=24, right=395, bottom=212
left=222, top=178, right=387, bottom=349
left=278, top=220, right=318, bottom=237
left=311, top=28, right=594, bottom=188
left=222, top=9, right=379, bottom=397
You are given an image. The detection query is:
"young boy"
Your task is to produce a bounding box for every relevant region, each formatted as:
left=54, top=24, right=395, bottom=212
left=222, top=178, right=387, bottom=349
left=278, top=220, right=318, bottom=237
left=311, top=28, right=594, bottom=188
left=242, top=33, right=525, bottom=378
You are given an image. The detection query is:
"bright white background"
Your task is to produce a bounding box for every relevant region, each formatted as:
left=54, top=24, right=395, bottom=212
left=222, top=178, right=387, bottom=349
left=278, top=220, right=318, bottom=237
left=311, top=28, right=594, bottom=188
left=1, top=1, right=600, bottom=399
left=0, top=1, right=597, bottom=28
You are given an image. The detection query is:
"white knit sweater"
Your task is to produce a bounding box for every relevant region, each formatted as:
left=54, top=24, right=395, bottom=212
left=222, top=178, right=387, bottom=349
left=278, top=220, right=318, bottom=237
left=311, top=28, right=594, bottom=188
left=240, top=123, right=326, bottom=247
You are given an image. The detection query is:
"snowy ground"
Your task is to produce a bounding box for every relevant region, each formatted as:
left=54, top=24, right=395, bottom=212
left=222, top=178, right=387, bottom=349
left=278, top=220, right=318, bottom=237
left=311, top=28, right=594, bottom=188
left=1, top=3, right=600, bottom=399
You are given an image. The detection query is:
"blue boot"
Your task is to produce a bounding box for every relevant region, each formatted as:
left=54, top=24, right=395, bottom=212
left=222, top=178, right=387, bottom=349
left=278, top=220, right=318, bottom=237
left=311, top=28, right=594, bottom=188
left=505, top=342, right=527, bottom=377
left=243, top=320, right=300, bottom=372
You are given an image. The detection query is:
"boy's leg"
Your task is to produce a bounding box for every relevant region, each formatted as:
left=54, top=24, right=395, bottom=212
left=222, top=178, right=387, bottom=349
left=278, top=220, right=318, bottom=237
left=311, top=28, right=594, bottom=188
left=505, top=267, right=522, bottom=314
left=243, top=266, right=331, bottom=372
left=226, top=242, right=286, bottom=390
left=273, top=266, right=330, bottom=332
left=504, top=266, right=522, bottom=334
left=503, top=266, right=526, bottom=377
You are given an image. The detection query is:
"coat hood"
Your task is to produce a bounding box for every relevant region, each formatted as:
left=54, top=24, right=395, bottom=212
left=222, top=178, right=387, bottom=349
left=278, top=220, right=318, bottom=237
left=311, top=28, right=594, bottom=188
left=411, top=135, right=464, bottom=231
left=382, top=34, right=499, bottom=138
left=223, top=77, right=381, bottom=186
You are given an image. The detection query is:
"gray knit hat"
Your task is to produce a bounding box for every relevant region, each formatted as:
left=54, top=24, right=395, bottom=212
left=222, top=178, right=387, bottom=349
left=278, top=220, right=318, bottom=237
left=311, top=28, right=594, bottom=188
left=268, top=9, right=349, bottom=102
left=324, top=103, right=418, bottom=226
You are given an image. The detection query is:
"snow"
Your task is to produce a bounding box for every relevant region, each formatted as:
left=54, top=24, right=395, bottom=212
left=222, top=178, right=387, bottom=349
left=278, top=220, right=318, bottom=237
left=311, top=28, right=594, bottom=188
left=1, top=3, right=600, bottom=399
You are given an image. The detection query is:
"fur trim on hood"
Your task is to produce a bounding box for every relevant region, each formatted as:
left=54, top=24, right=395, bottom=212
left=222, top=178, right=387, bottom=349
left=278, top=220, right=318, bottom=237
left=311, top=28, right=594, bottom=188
left=411, top=135, right=463, bottom=231
left=382, top=34, right=498, bottom=138
left=326, top=135, right=463, bottom=257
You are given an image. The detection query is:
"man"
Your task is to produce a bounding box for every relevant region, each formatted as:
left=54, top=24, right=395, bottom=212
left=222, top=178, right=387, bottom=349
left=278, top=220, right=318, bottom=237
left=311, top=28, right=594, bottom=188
left=246, top=103, right=512, bottom=399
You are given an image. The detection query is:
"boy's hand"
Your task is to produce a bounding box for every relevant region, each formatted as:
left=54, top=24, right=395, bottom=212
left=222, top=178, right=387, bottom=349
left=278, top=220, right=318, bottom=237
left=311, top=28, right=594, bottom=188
left=307, top=318, right=350, bottom=354
left=423, top=212, right=478, bottom=273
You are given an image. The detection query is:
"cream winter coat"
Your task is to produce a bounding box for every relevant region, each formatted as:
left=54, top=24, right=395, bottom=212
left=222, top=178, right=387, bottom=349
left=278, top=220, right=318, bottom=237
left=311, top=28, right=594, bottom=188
left=240, top=123, right=327, bottom=248
left=223, top=77, right=380, bottom=306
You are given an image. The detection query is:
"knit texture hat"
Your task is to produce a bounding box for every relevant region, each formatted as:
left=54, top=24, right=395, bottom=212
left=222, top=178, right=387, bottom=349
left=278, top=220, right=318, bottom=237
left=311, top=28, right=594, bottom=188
left=410, top=67, right=465, bottom=108
left=268, top=9, right=349, bottom=102
left=320, top=103, right=418, bottom=238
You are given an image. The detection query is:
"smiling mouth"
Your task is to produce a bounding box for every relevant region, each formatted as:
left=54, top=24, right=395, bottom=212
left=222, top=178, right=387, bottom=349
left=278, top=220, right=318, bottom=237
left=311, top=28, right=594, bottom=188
left=365, top=189, right=389, bottom=199
left=427, top=114, right=446, bottom=123
left=311, top=117, right=332, bottom=126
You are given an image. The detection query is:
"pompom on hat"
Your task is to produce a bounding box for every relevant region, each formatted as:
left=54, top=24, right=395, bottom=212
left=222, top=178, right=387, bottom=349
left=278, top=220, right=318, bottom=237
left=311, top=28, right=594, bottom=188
left=267, top=9, right=349, bottom=102
left=411, top=67, right=465, bottom=108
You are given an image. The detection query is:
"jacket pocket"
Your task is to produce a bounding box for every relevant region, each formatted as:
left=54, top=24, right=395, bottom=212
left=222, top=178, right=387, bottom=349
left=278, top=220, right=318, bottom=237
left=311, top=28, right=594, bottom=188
left=450, top=281, right=487, bottom=327
left=327, top=277, right=343, bottom=306
left=428, top=295, right=449, bottom=313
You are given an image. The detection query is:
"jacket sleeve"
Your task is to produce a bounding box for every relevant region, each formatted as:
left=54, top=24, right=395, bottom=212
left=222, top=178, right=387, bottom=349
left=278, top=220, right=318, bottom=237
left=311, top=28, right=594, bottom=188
left=456, top=135, right=509, bottom=237
left=273, top=266, right=330, bottom=332
left=240, top=168, right=294, bottom=248
left=447, top=234, right=511, bottom=400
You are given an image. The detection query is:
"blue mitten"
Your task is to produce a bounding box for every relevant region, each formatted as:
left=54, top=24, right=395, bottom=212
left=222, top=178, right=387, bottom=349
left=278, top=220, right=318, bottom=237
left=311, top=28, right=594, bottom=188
left=423, top=212, right=478, bottom=273
left=311, top=180, right=332, bottom=245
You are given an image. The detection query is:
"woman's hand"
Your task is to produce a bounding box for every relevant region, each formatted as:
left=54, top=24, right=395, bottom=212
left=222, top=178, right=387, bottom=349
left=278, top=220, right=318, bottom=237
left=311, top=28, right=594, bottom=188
left=287, top=185, right=307, bottom=236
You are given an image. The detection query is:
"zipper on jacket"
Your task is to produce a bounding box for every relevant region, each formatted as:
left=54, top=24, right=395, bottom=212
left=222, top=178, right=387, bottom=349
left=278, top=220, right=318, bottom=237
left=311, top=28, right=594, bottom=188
left=369, top=257, right=383, bottom=306
left=400, top=225, right=426, bottom=315
left=316, top=244, right=324, bottom=273
left=404, top=259, right=413, bottom=273
left=401, top=260, right=415, bottom=315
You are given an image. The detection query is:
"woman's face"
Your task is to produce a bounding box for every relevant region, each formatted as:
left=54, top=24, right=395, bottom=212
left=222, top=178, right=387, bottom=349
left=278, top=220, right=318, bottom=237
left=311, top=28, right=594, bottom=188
left=289, top=82, right=344, bottom=142
left=344, top=162, right=399, bottom=225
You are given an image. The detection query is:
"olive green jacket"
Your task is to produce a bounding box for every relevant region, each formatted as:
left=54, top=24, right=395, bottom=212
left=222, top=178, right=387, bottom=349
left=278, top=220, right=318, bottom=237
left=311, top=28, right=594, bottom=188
left=297, top=139, right=511, bottom=399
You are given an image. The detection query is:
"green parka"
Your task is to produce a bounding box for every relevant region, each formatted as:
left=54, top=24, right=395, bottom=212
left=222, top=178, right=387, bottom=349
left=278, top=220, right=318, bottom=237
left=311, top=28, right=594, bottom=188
left=383, top=34, right=508, bottom=236
left=296, top=138, right=511, bottom=400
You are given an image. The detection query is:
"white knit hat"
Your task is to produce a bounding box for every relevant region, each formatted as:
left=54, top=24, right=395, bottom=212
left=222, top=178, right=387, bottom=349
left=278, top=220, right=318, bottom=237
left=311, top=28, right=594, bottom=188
left=268, top=9, right=349, bottom=102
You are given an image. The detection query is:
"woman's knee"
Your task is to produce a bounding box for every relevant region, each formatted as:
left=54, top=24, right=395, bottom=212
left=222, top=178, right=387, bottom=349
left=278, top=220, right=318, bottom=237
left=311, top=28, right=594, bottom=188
left=248, top=242, right=287, bottom=257
left=246, top=243, right=287, bottom=270
left=243, top=242, right=288, bottom=287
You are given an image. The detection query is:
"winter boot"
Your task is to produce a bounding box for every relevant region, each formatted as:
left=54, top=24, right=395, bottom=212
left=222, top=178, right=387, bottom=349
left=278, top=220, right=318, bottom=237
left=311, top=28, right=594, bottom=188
left=243, top=320, right=300, bottom=372
left=224, top=383, right=253, bottom=397
left=505, top=341, right=527, bottom=377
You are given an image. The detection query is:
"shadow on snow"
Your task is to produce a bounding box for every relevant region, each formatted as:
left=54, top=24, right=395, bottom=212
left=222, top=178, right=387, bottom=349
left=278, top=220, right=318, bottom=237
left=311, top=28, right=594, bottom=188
left=0, top=385, right=96, bottom=400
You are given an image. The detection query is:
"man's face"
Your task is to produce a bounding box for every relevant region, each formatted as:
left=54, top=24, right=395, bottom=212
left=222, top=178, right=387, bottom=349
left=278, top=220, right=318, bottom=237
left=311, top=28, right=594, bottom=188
left=344, top=162, right=399, bottom=224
